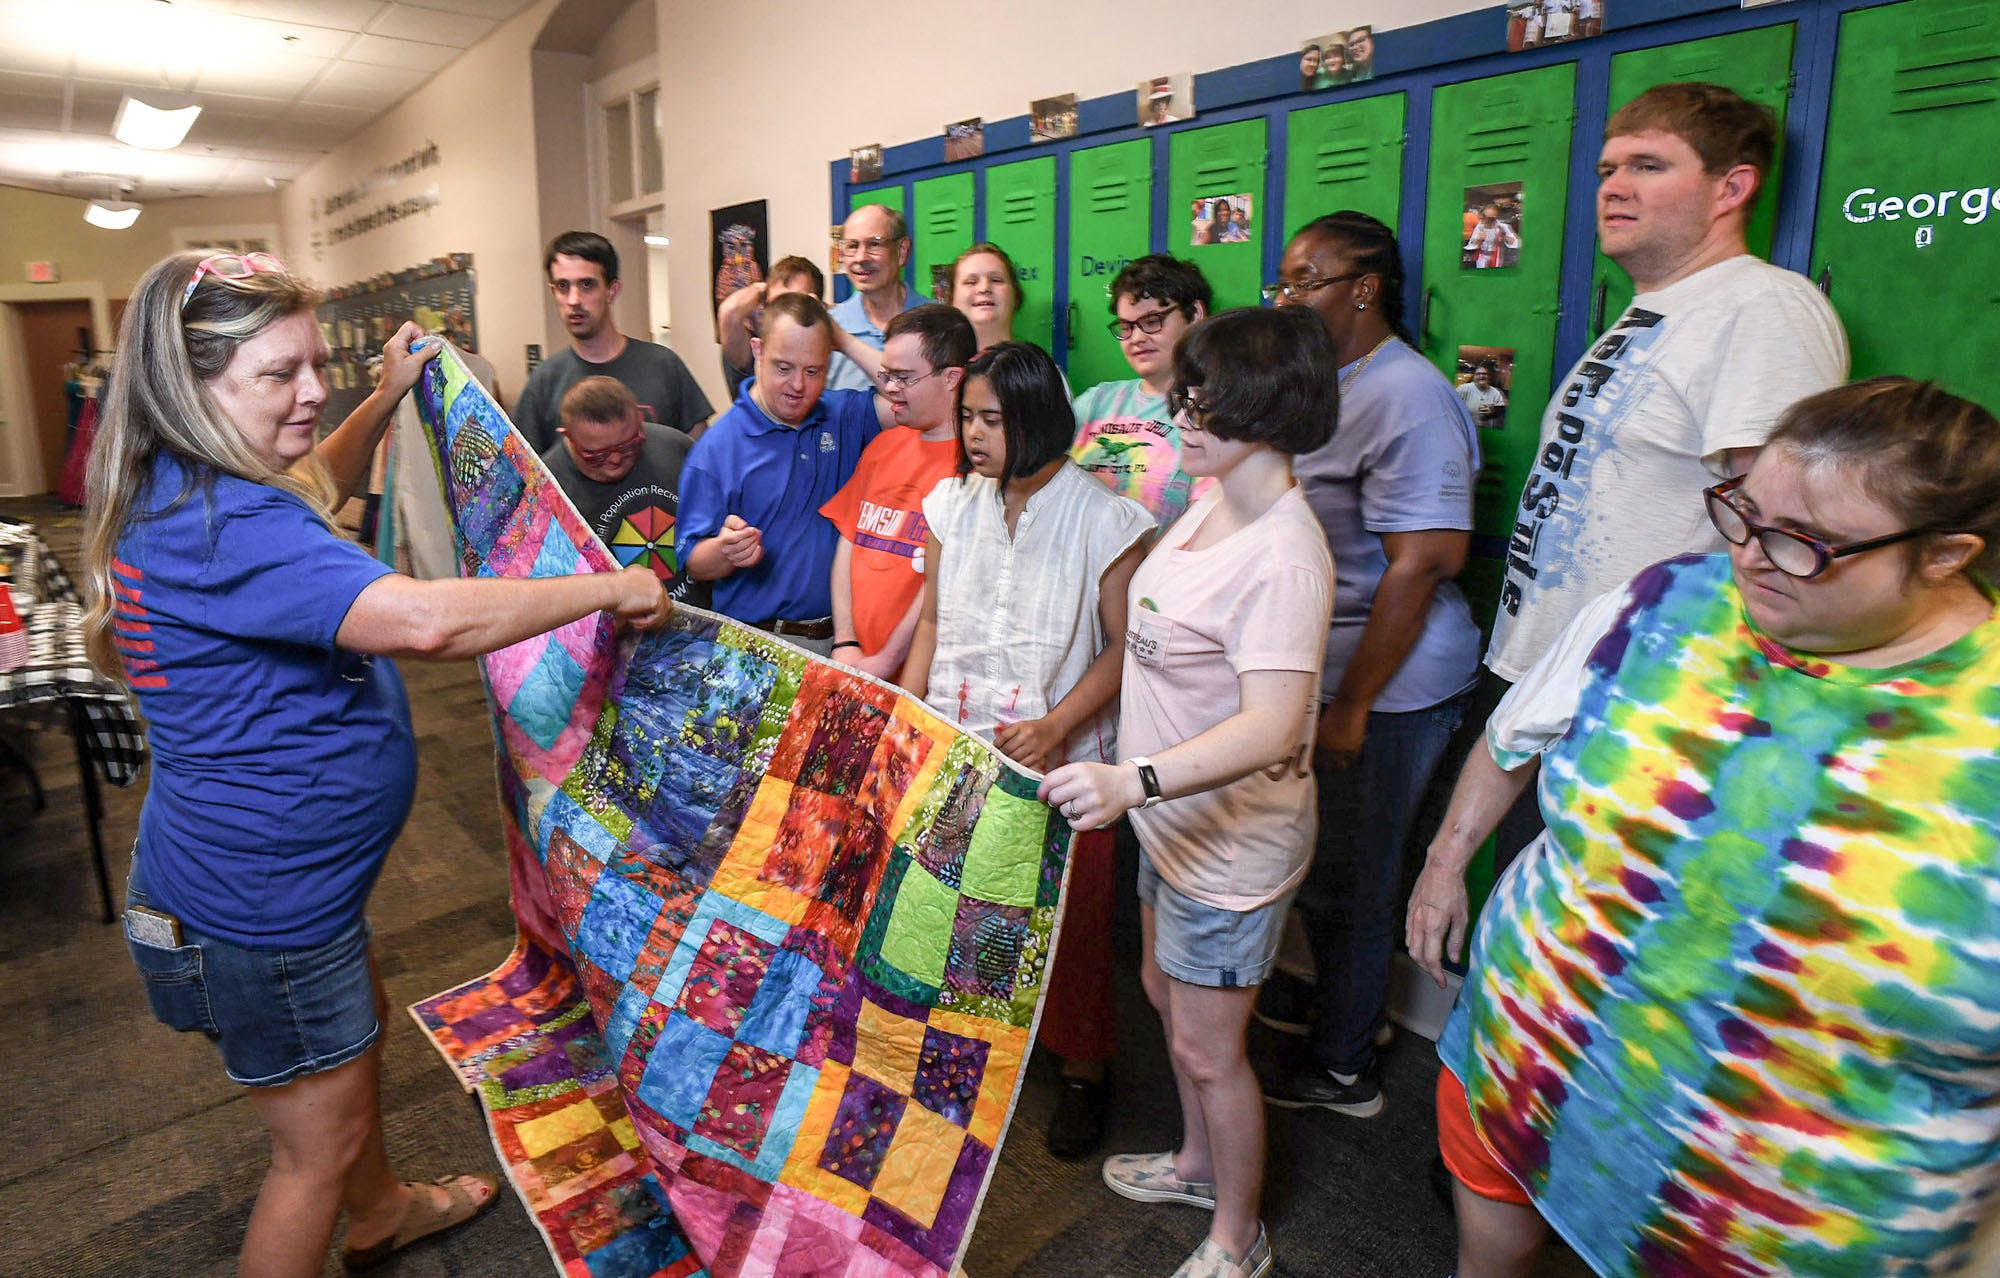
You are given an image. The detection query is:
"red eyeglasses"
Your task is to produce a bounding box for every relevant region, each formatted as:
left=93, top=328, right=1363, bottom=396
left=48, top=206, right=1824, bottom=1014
left=570, top=433, right=646, bottom=467
left=181, top=251, right=287, bottom=311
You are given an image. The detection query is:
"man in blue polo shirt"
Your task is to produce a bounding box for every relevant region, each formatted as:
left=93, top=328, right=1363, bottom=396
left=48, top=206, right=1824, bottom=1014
left=825, top=203, right=928, bottom=392
left=680, top=291, right=890, bottom=653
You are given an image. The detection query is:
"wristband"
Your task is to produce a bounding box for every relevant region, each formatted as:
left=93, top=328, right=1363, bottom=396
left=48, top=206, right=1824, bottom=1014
left=832, top=640, right=861, bottom=651
left=1130, top=756, right=1165, bottom=808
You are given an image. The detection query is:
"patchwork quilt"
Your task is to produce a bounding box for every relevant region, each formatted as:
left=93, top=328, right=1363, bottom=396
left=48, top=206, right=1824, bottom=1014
left=407, top=344, right=1069, bottom=1277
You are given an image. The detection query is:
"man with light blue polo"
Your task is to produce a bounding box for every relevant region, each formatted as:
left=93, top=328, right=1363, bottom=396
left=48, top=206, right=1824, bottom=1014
left=680, top=291, right=891, bottom=653
left=825, top=203, right=928, bottom=392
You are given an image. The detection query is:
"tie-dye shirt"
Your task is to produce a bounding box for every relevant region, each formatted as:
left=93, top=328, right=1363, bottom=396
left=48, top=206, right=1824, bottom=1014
left=1069, top=378, right=1213, bottom=530
left=1442, top=553, right=2000, bottom=1277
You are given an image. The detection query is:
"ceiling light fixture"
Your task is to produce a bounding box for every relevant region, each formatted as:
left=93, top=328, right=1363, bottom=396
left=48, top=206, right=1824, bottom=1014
left=85, top=199, right=143, bottom=230
left=113, top=90, right=201, bottom=150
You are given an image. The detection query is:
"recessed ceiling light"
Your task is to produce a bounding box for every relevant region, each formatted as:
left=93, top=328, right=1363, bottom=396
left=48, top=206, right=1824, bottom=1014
left=85, top=199, right=143, bottom=230
left=114, top=91, right=201, bottom=150
left=644, top=235, right=669, bottom=246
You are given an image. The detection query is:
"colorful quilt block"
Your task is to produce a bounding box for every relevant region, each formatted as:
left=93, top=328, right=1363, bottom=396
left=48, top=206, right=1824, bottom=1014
left=957, top=786, right=1049, bottom=908
left=849, top=996, right=927, bottom=1093
left=795, top=688, right=897, bottom=797
left=912, top=765, right=988, bottom=890
left=676, top=919, right=776, bottom=1037
left=876, top=861, right=959, bottom=990
left=869, top=1101, right=966, bottom=1230
left=693, top=1040, right=795, bottom=1159
left=943, top=898, right=1030, bottom=1005
left=573, top=871, right=668, bottom=983
left=548, top=827, right=606, bottom=935
left=857, top=707, right=947, bottom=834
left=636, top=1011, right=735, bottom=1128
left=736, top=946, right=826, bottom=1060
left=764, top=786, right=860, bottom=899
left=818, top=1071, right=907, bottom=1191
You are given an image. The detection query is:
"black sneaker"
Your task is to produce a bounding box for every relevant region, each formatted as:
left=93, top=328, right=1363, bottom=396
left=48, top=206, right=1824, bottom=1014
left=1262, top=1063, right=1384, bottom=1117
left=1046, top=1075, right=1112, bottom=1160
left=1252, top=972, right=1314, bottom=1036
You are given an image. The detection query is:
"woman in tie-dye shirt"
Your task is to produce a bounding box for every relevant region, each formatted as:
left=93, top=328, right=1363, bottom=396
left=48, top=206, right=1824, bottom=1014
left=1406, top=378, right=2000, bottom=1278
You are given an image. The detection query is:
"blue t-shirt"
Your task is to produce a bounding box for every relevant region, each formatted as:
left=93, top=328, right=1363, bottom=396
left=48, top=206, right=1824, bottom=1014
left=825, top=285, right=929, bottom=393
left=114, top=454, right=416, bottom=948
left=678, top=381, right=881, bottom=621
left=1294, top=339, right=1483, bottom=712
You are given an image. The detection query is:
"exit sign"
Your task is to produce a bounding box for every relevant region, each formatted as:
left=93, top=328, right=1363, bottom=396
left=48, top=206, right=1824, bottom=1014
left=25, top=261, right=59, bottom=283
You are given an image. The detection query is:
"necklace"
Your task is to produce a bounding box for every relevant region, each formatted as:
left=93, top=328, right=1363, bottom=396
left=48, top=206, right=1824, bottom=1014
left=1340, top=334, right=1397, bottom=393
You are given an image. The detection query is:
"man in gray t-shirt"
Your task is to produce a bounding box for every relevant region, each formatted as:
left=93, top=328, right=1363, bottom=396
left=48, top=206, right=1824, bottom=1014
left=514, top=230, right=713, bottom=455
left=540, top=376, right=709, bottom=607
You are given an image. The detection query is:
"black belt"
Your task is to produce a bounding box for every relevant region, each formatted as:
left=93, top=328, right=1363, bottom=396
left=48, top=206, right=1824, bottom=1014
left=746, top=615, right=834, bottom=640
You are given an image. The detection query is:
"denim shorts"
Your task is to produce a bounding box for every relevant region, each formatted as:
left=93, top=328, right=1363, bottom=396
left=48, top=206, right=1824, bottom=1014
left=1136, top=850, right=1293, bottom=989
left=125, top=863, right=380, bottom=1088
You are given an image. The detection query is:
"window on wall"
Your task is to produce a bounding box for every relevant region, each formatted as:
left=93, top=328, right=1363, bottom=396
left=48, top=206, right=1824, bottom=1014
left=593, top=58, right=661, bottom=218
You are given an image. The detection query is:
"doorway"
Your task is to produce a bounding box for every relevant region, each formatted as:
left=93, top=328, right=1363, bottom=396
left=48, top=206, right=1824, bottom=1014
left=15, top=299, right=95, bottom=495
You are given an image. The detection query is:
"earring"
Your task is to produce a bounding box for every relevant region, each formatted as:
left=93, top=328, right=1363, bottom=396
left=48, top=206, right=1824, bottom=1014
left=1356, top=302, right=1367, bottom=311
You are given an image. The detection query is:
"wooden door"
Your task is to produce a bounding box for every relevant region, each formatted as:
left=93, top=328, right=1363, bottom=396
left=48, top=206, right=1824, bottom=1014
left=16, top=299, right=94, bottom=494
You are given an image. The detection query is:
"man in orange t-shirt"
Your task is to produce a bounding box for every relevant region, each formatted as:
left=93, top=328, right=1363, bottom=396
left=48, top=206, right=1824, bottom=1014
left=820, top=304, right=976, bottom=681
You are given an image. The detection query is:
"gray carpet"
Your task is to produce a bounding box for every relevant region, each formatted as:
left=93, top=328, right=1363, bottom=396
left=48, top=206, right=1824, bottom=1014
left=1, top=493, right=1507, bottom=1277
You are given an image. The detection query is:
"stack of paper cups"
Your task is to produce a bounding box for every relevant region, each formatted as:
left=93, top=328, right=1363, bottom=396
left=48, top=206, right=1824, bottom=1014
left=0, top=584, right=25, bottom=672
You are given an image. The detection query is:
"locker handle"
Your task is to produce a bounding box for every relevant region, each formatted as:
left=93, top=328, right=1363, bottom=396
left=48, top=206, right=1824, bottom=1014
left=1591, top=279, right=1608, bottom=336
left=1066, top=300, right=1080, bottom=351
left=1418, top=285, right=1435, bottom=351
left=1816, top=264, right=1832, bottom=298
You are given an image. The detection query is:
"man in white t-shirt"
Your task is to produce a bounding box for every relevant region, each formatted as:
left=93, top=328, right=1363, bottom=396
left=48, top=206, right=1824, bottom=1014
left=1479, top=81, right=1848, bottom=864
left=1456, top=364, right=1508, bottom=430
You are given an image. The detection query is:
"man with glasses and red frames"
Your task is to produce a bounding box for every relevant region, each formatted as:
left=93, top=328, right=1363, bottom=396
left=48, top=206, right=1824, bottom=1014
left=1068, top=255, right=1216, bottom=532
left=541, top=376, right=709, bottom=608
left=826, top=204, right=927, bottom=393
left=512, top=230, right=712, bottom=455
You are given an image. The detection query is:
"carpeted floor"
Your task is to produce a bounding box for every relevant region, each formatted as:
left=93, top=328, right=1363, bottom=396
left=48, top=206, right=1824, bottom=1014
left=0, top=492, right=1563, bottom=1278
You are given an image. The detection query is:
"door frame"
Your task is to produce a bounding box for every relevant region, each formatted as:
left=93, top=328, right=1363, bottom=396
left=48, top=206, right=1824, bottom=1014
left=0, top=282, right=113, bottom=498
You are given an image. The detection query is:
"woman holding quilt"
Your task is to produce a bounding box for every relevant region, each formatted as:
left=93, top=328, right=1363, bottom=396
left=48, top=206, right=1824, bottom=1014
left=1406, top=377, right=2000, bottom=1278
left=82, top=249, right=670, bottom=1276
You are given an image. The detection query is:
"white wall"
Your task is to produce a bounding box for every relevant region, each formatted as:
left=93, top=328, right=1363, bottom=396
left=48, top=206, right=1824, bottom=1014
left=651, top=0, right=1490, bottom=407
left=278, top=0, right=565, bottom=402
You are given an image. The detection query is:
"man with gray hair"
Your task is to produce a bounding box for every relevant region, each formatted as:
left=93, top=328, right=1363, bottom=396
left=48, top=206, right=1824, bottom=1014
left=825, top=203, right=927, bottom=392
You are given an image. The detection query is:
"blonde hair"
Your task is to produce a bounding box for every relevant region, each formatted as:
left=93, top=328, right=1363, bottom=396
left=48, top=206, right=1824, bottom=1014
left=81, top=250, right=337, bottom=679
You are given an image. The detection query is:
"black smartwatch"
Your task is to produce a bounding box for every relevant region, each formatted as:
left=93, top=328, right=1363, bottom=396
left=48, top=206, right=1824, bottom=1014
left=1130, top=756, right=1164, bottom=808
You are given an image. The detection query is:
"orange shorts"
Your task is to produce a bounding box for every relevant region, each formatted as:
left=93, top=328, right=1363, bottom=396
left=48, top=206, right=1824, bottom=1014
left=1435, top=1068, right=1533, bottom=1207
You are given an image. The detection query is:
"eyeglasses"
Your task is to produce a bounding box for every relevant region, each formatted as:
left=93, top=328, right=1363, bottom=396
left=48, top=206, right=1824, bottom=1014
left=1167, top=387, right=1210, bottom=427
left=1108, top=307, right=1180, bottom=341
left=1260, top=272, right=1364, bottom=304
left=570, top=433, right=646, bottom=467
left=876, top=367, right=939, bottom=390
left=1704, top=476, right=1933, bottom=579
left=840, top=236, right=895, bottom=257
left=181, top=251, right=287, bottom=311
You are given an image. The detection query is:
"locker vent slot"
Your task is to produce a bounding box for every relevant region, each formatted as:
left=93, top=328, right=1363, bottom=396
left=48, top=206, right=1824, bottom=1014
left=1313, top=139, right=1373, bottom=186
left=999, top=191, right=1040, bottom=225
left=926, top=205, right=969, bottom=235
left=1465, top=122, right=1534, bottom=172
left=1890, top=51, right=1999, bottom=114
left=1085, top=179, right=1138, bottom=214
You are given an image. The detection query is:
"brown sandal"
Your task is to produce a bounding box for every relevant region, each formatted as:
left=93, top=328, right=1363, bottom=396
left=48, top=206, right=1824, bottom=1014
left=341, top=1173, right=500, bottom=1272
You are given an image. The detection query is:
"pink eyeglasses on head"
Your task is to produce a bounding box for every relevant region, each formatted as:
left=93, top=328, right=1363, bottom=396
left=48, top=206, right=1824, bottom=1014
left=180, top=251, right=288, bottom=311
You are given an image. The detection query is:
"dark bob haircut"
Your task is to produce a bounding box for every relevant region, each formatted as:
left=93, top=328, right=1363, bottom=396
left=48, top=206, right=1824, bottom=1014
left=1109, top=254, right=1212, bottom=319
left=955, top=341, right=1074, bottom=486
left=1172, top=307, right=1339, bottom=456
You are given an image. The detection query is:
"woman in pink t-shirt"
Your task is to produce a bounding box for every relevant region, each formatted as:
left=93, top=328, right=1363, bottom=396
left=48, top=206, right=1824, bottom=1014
left=1042, top=308, right=1337, bottom=1278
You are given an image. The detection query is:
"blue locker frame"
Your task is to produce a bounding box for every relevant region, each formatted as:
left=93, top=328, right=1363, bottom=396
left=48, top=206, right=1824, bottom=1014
left=831, top=0, right=1904, bottom=383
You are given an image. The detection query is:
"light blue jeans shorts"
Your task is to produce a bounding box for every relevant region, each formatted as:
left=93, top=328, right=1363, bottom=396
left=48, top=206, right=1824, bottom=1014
left=1137, top=849, right=1293, bottom=989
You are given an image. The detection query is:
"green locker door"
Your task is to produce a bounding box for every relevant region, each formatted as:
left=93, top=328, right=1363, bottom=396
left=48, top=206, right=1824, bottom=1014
left=1284, top=93, right=1406, bottom=237
left=1591, top=25, right=1796, bottom=336
left=1169, top=119, right=1270, bottom=310
left=985, top=157, right=1057, bottom=350
left=911, top=173, right=976, bottom=301
left=1812, top=0, right=2000, bottom=407
left=1066, top=139, right=1153, bottom=391
left=1422, top=63, right=1576, bottom=628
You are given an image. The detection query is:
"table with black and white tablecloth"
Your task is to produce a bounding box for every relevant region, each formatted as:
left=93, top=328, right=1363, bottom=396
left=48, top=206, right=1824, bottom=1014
left=0, top=519, right=147, bottom=921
